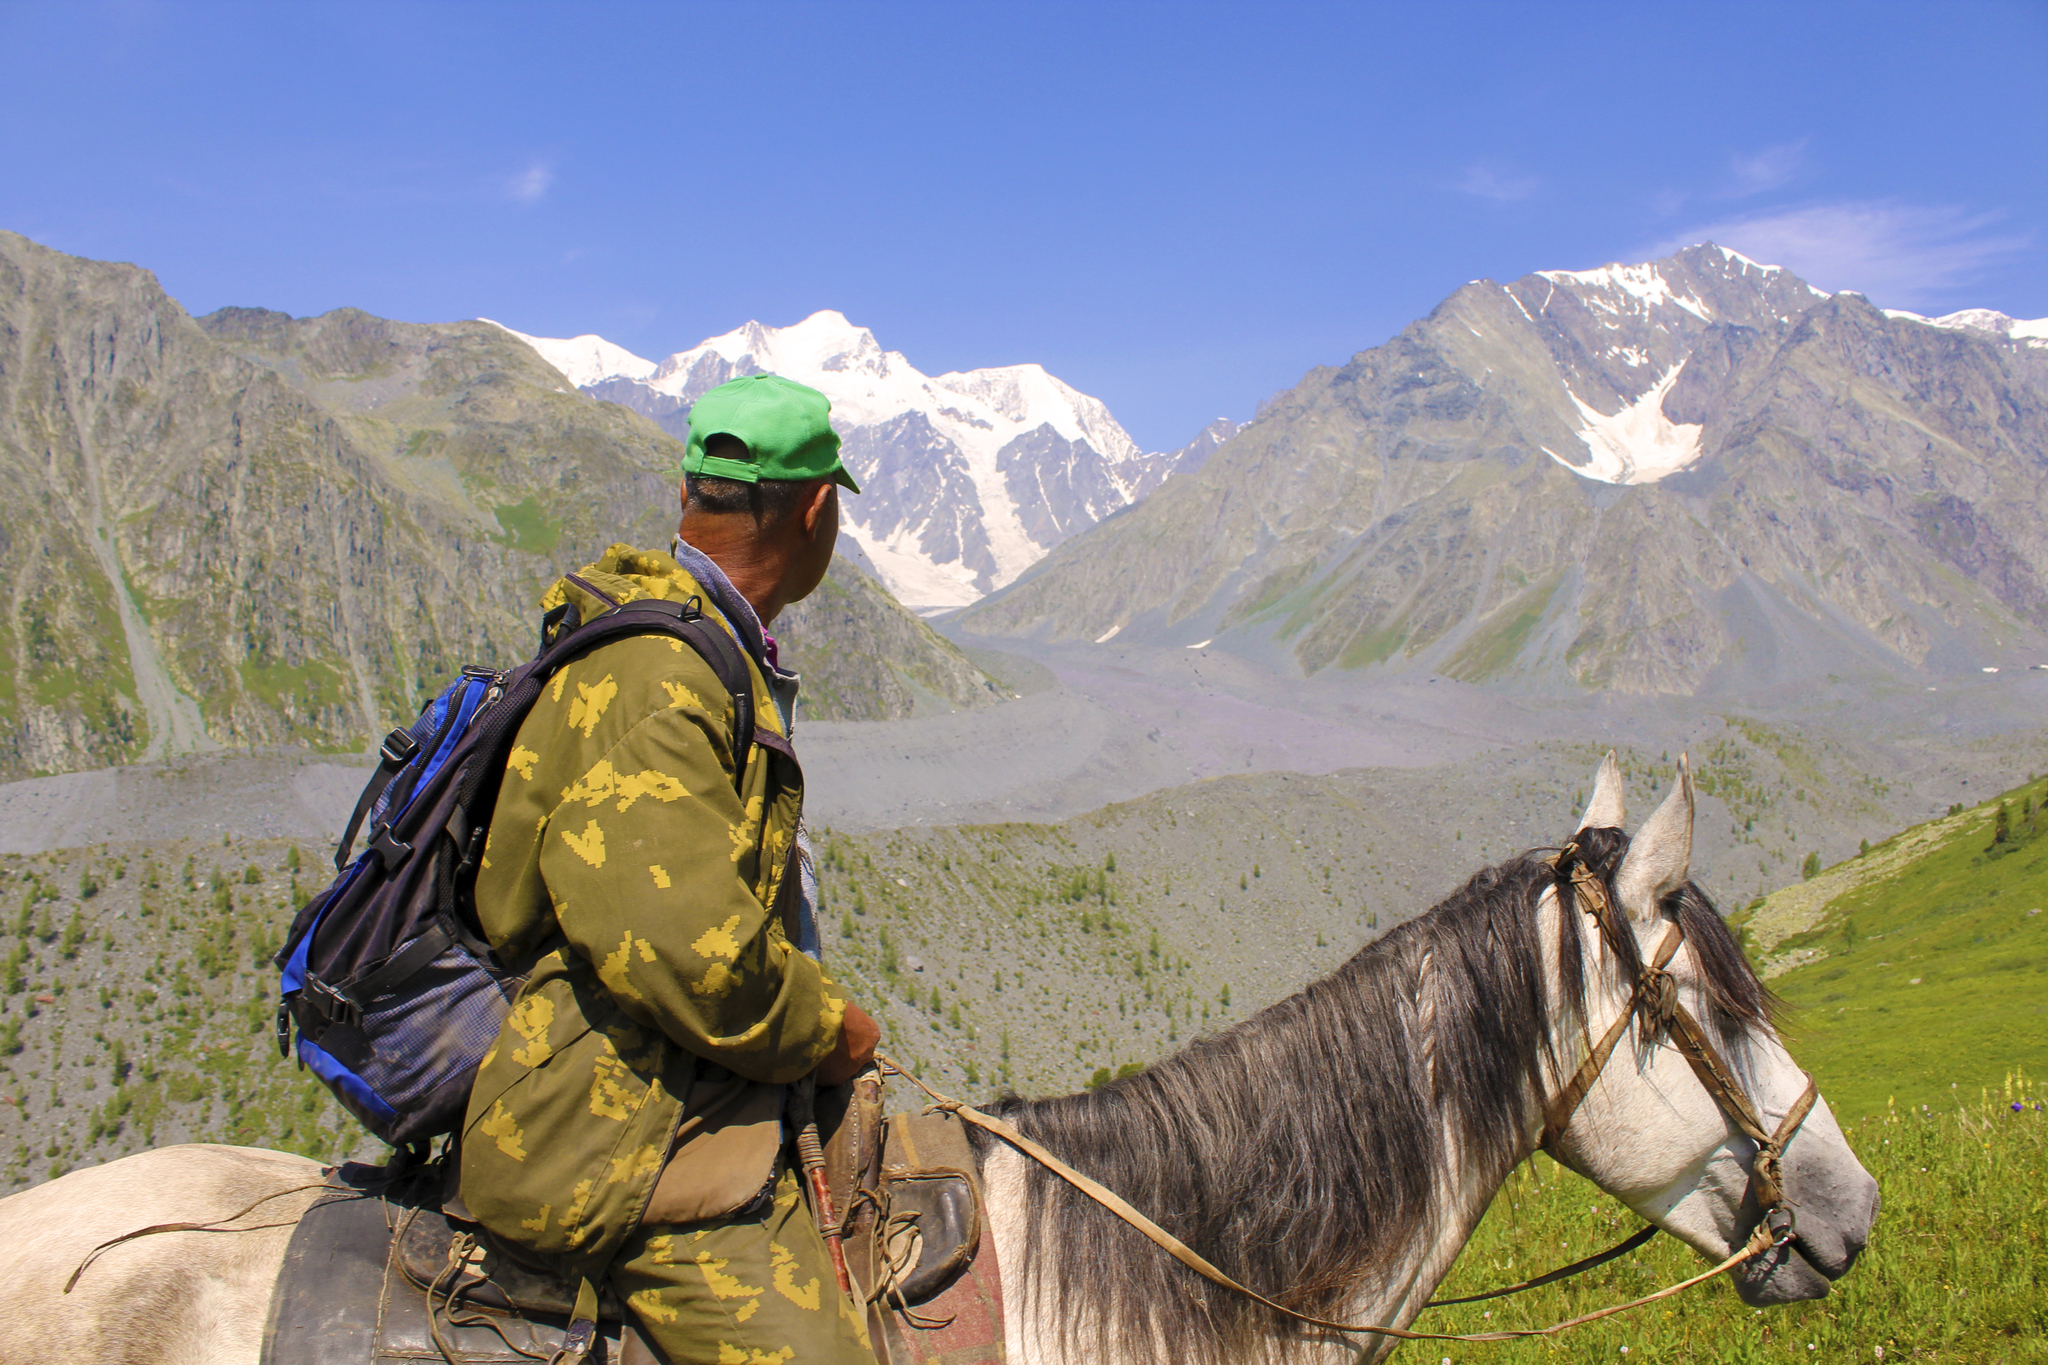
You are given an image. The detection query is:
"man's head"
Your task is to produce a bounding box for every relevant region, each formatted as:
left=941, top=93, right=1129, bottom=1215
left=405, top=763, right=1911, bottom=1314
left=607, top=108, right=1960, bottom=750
left=676, top=375, right=858, bottom=625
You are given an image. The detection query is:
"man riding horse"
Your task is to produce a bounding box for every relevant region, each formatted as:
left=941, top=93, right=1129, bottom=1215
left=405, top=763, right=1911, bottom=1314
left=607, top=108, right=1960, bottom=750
left=458, top=374, right=882, bottom=1365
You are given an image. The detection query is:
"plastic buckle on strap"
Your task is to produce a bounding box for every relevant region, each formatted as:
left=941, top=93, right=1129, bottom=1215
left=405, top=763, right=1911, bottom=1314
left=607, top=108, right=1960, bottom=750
left=304, top=977, right=362, bottom=1028
left=379, top=728, right=420, bottom=768
left=275, top=1003, right=294, bottom=1059
left=369, top=825, right=414, bottom=871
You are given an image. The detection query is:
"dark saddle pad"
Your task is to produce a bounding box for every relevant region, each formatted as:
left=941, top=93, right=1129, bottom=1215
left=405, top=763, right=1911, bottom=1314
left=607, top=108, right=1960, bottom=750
left=261, top=1169, right=639, bottom=1365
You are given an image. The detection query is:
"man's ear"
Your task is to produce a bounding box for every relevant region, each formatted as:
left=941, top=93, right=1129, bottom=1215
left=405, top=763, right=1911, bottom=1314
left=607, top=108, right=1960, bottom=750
left=800, top=479, right=835, bottom=539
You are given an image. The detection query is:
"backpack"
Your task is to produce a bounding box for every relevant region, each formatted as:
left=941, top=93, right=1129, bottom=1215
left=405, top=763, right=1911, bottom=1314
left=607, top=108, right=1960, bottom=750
left=275, top=590, right=758, bottom=1151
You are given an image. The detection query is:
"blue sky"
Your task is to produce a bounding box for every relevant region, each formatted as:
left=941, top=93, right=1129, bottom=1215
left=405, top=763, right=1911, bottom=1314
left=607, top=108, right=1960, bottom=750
left=2, top=1, right=2043, bottom=450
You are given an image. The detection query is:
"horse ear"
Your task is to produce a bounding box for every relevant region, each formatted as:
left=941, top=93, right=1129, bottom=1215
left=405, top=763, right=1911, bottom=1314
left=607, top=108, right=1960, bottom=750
left=1575, top=751, right=1626, bottom=833
left=1614, top=755, right=1694, bottom=920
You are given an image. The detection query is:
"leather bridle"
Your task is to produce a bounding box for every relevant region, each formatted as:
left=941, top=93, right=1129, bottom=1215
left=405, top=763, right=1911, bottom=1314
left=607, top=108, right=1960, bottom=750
left=877, top=842, right=1823, bottom=1345
left=1537, top=845, right=1816, bottom=1250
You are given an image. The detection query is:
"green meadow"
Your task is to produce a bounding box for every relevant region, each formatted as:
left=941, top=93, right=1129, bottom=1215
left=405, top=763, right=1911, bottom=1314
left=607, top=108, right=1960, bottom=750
left=1425, top=1099, right=2044, bottom=1362
left=1761, top=781, right=2048, bottom=1123
left=1418, top=778, right=2048, bottom=1362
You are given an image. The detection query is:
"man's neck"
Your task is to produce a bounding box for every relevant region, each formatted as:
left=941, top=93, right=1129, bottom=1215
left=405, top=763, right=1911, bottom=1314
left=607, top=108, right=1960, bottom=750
left=676, top=518, right=782, bottom=624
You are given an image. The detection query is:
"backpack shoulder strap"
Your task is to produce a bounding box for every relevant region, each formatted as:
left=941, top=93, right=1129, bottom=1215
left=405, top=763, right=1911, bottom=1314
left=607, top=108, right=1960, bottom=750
left=439, top=595, right=762, bottom=867
left=547, top=596, right=758, bottom=787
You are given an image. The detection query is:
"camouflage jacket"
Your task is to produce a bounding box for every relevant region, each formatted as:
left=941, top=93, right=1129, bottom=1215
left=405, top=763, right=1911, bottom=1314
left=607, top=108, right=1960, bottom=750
left=458, top=543, right=847, bottom=1279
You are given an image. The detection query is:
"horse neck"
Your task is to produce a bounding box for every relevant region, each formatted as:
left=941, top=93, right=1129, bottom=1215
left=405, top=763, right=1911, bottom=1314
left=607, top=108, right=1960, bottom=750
left=985, top=870, right=1569, bottom=1365
left=1351, top=945, right=1550, bottom=1357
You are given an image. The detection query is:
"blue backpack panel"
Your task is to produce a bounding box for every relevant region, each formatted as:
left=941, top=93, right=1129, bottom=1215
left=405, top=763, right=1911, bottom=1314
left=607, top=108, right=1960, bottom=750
left=275, top=594, right=754, bottom=1151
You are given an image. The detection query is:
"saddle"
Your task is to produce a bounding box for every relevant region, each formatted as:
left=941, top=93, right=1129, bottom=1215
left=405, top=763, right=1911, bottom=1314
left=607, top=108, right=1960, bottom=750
left=262, top=1068, right=999, bottom=1365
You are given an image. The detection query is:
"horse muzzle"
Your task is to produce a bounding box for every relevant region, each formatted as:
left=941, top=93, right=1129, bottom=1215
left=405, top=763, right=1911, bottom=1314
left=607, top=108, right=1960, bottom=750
left=1732, top=1136, right=1880, bottom=1306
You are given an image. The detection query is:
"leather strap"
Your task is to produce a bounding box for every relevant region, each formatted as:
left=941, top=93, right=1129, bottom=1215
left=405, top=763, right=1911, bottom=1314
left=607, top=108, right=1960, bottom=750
left=1539, top=921, right=1683, bottom=1151
left=1540, top=849, right=1816, bottom=1237
left=1423, top=1223, right=1659, bottom=1307
left=877, top=1058, right=1786, bottom=1344
left=64, top=1181, right=345, bottom=1292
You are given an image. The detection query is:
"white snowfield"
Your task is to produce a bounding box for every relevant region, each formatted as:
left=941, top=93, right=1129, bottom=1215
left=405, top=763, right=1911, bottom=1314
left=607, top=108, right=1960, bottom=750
left=1529, top=248, right=2030, bottom=488
left=1883, top=307, right=2048, bottom=347
left=487, top=310, right=1171, bottom=610
left=1545, top=363, right=1705, bottom=486
left=1538, top=261, right=1714, bottom=322
left=480, top=321, right=658, bottom=387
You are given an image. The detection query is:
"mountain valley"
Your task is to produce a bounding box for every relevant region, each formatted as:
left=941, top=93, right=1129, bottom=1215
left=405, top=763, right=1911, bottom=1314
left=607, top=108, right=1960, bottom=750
left=0, top=231, right=995, bottom=780
left=1, top=227, right=2045, bottom=1192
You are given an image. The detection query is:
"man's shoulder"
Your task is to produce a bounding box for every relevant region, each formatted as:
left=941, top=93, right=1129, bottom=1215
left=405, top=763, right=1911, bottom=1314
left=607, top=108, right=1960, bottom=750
left=541, top=631, right=745, bottom=743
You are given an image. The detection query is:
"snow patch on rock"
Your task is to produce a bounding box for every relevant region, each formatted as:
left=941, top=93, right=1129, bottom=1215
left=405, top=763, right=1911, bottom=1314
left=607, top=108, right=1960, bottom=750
left=1548, top=363, right=1704, bottom=485
left=1712, top=244, right=1784, bottom=273
left=1884, top=307, right=2048, bottom=347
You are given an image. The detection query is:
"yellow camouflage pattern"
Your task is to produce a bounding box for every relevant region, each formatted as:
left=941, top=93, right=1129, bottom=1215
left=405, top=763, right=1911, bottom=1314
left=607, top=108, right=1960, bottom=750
left=611, top=1172, right=871, bottom=1364
left=459, top=544, right=848, bottom=1285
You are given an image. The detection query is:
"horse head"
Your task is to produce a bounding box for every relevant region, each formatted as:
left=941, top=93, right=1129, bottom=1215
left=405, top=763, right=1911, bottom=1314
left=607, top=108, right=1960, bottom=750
left=1547, top=752, right=1879, bottom=1307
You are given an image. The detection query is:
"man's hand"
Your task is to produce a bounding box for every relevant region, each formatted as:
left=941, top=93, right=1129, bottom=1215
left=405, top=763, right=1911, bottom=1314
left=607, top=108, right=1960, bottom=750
left=817, top=1002, right=880, bottom=1087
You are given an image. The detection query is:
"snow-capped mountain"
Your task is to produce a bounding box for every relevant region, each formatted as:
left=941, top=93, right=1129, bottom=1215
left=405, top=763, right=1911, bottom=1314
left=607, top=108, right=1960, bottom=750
left=489, top=312, right=1228, bottom=610
left=1880, top=306, right=2048, bottom=345
left=482, top=323, right=657, bottom=387
left=962, top=243, right=2048, bottom=696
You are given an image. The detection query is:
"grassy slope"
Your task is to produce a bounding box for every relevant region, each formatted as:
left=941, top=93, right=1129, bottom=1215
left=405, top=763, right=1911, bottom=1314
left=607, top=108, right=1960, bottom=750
left=1750, top=779, right=2048, bottom=1122
left=0, top=839, right=368, bottom=1194
left=1412, top=778, right=2048, bottom=1362
left=1424, top=1105, right=2045, bottom=1363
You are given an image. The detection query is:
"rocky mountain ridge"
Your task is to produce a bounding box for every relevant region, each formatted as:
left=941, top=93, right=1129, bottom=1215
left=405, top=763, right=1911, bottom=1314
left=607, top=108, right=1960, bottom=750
left=0, top=231, right=992, bottom=778
left=961, top=245, right=2048, bottom=695
left=492, top=314, right=1237, bottom=609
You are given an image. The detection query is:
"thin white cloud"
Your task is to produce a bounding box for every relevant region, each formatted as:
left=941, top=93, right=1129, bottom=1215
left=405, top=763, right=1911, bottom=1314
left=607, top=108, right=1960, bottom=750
left=507, top=160, right=554, bottom=203
left=1724, top=138, right=1807, bottom=198
left=1453, top=165, right=1539, bottom=203
left=1645, top=200, right=2034, bottom=309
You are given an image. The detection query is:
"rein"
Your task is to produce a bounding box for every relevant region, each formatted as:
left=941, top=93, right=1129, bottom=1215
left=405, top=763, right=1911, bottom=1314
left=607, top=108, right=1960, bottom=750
left=875, top=843, right=1817, bottom=1346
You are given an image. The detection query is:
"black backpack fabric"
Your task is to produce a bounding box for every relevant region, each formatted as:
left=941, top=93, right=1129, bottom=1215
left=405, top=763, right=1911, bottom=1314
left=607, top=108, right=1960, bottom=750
left=275, top=593, right=756, bottom=1151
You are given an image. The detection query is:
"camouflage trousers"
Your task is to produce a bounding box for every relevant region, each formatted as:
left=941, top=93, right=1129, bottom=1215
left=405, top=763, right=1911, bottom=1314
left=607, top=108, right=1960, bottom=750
left=612, top=1170, right=874, bottom=1365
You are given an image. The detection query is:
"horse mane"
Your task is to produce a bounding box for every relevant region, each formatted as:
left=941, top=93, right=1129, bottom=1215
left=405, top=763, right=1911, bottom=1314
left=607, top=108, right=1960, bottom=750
left=982, top=826, right=1775, bottom=1365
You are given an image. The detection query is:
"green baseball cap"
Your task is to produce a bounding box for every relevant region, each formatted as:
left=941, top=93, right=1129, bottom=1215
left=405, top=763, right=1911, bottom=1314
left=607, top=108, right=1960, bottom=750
left=683, top=374, right=860, bottom=493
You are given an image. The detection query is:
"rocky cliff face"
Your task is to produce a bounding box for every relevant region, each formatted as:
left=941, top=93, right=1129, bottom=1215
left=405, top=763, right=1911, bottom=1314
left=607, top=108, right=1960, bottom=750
left=0, top=233, right=992, bottom=778
left=962, top=246, right=2048, bottom=694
